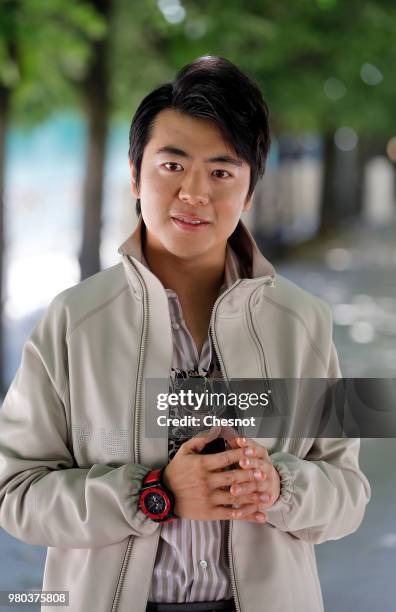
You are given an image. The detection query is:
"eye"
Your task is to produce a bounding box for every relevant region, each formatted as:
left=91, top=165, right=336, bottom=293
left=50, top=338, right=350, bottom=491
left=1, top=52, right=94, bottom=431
left=212, top=169, right=231, bottom=179
left=163, top=162, right=183, bottom=172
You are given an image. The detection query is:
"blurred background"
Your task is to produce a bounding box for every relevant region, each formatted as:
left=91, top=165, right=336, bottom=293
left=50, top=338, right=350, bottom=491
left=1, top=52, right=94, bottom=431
left=0, top=0, right=395, bottom=610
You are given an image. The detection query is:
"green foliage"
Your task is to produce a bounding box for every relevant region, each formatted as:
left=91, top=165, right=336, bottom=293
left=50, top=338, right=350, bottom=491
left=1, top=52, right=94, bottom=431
left=0, top=0, right=106, bottom=123
left=110, top=0, right=396, bottom=137
left=1, top=0, right=396, bottom=136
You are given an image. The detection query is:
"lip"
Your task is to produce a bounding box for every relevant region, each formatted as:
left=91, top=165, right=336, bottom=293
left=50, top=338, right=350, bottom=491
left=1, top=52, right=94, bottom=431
left=170, top=213, right=211, bottom=224
left=170, top=214, right=211, bottom=232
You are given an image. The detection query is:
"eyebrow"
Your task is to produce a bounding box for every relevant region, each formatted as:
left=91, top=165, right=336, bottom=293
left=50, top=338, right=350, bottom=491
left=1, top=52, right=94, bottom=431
left=155, top=145, right=243, bottom=167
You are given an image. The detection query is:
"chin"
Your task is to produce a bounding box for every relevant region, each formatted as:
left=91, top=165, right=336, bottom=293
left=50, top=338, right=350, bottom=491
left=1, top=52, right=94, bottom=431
left=163, top=235, right=212, bottom=258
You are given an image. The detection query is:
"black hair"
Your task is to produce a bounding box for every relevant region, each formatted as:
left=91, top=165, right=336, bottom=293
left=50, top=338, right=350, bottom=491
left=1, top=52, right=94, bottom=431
left=128, top=55, right=271, bottom=216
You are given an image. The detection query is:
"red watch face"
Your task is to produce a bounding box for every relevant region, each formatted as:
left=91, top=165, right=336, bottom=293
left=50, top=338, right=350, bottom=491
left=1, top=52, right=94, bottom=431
left=140, top=487, right=171, bottom=521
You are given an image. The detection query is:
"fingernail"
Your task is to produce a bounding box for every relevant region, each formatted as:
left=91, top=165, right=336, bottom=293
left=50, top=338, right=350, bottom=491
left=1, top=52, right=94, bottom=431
left=253, top=470, right=263, bottom=480
left=244, top=447, right=254, bottom=456
left=256, top=513, right=266, bottom=522
left=260, top=494, right=269, bottom=503
left=240, top=458, right=250, bottom=467
left=232, top=485, right=241, bottom=495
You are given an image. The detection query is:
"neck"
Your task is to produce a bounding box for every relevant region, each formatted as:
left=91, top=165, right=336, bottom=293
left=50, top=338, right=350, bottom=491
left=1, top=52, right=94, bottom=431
left=143, top=235, right=226, bottom=304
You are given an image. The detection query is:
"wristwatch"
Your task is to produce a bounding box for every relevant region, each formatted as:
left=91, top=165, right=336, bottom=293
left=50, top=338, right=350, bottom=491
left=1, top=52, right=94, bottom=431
left=139, top=468, right=177, bottom=523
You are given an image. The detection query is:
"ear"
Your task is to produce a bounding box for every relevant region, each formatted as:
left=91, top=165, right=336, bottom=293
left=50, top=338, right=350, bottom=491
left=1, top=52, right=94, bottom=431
left=129, top=159, right=139, bottom=199
left=242, top=193, right=253, bottom=212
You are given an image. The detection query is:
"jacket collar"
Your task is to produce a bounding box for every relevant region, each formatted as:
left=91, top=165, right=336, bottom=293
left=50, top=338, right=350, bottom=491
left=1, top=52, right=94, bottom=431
left=117, top=215, right=276, bottom=285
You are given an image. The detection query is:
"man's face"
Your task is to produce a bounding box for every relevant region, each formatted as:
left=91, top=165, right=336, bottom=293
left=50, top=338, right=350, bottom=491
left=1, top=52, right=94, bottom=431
left=130, top=108, right=252, bottom=262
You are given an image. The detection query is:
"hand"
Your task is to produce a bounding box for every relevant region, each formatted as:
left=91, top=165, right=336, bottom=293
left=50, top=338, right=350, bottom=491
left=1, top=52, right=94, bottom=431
left=223, top=432, right=281, bottom=523
left=162, top=427, right=268, bottom=522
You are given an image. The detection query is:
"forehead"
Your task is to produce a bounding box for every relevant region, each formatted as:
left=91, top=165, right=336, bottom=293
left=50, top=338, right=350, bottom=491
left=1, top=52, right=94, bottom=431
left=146, top=108, right=238, bottom=157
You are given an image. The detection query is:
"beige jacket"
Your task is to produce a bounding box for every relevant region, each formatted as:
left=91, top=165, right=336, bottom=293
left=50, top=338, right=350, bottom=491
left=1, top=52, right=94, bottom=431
left=0, top=219, right=370, bottom=612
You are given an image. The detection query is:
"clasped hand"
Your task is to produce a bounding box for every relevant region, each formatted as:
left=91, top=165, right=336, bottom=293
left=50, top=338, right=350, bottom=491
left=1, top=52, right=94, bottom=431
left=162, top=426, right=281, bottom=523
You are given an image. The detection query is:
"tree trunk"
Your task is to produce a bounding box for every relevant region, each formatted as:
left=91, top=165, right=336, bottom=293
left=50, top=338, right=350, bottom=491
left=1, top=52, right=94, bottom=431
left=78, top=0, right=112, bottom=280
left=393, top=164, right=396, bottom=206
left=354, top=136, right=368, bottom=218
left=336, top=146, right=360, bottom=222
left=0, top=85, right=10, bottom=395
left=319, top=130, right=337, bottom=236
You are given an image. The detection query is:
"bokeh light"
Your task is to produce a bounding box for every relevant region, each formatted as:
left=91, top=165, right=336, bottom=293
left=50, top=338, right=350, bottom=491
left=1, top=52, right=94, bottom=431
left=386, top=136, right=396, bottom=162
left=360, top=63, right=383, bottom=86
left=349, top=321, right=375, bottom=344
left=324, top=77, right=346, bottom=100
left=334, top=127, right=358, bottom=151
left=185, top=19, right=207, bottom=39
left=157, top=0, right=186, bottom=24
left=325, top=248, right=353, bottom=270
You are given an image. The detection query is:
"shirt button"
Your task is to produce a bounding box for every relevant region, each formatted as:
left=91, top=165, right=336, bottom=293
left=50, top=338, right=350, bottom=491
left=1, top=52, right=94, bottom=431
left=171, top=322, right=180, bottom=330
left=199, top=559, right=208, bottom=569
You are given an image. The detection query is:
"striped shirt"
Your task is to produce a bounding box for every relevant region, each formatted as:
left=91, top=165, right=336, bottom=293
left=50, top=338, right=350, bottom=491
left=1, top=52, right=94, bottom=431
left=138, top=243, right=245, bottom=603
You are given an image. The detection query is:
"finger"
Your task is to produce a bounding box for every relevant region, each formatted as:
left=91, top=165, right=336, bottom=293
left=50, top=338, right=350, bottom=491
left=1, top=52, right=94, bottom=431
left=238, top=456, right=270, bottom=473
left=239, top=439, right=269, bottom=460
left=230, top=481, right=270, bottom=501
left=233, top=505, right=266, bottom=520
left=211, top=503, right=259, bottom=521
left=182, top=426, right=222, bottom=454
left=203, top=447, right=245, bottom=472
left=239, top=511, right=268, bottom=523
left=238, top=458, right=270, bottom=483
left=229, top=480, right=259, bottom=497
left=211, top=488, right=261, bottom=507
left=207, top=467, right=256, bottom=490
left=241, top=489, right=274, bottom=506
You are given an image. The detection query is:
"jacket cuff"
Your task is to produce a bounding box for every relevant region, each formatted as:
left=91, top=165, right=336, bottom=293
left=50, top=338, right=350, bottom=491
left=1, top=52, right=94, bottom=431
left=272, top=461, right=294, bottom=503
left=264, top=461, right=294, bottom=527
left=128, top=464, right=161, bottom=536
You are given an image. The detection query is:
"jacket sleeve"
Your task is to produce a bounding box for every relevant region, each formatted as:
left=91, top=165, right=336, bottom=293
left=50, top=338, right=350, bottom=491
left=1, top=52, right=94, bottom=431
left=265, top=342, right=371, bottom=544
left=0, top=297, right=159, bottom=549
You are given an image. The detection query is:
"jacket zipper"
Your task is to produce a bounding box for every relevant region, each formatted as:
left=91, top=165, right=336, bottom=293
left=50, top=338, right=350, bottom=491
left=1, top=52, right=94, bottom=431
left=209, top=281, right=242, bottom=612
left=225, top=520, right=241, bottom=612
left=209, top=280, right=241, bottom=383
left=111, top=257, right=149, bottom=612
left=246, top=291, right=269, bottom=380
left=246, top=289, right=288, bottom=449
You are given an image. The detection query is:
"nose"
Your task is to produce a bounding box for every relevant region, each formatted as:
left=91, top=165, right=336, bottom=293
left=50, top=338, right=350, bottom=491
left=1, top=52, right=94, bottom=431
left=178, top=170, right=209, bottom=206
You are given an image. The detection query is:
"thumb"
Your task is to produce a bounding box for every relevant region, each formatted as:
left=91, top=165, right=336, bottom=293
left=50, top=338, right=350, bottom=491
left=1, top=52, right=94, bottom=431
left=182, top=426, right=222, bottom=454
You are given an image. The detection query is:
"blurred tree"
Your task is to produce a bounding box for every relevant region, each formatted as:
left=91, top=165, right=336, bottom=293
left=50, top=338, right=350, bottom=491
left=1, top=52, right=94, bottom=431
left=0, top=1, right=18, bottom=395
left=0, top=0, right=104, bottom=393
left=77, top=0, right=113, bottom=280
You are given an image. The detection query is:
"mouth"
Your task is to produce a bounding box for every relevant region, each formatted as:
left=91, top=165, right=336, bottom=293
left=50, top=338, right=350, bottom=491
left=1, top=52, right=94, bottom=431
left=170, top=214, right=211, bottom=231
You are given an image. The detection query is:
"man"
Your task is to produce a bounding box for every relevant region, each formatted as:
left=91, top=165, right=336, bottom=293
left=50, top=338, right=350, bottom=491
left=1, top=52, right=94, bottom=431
left=0, top=56, right=370, bottom=612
